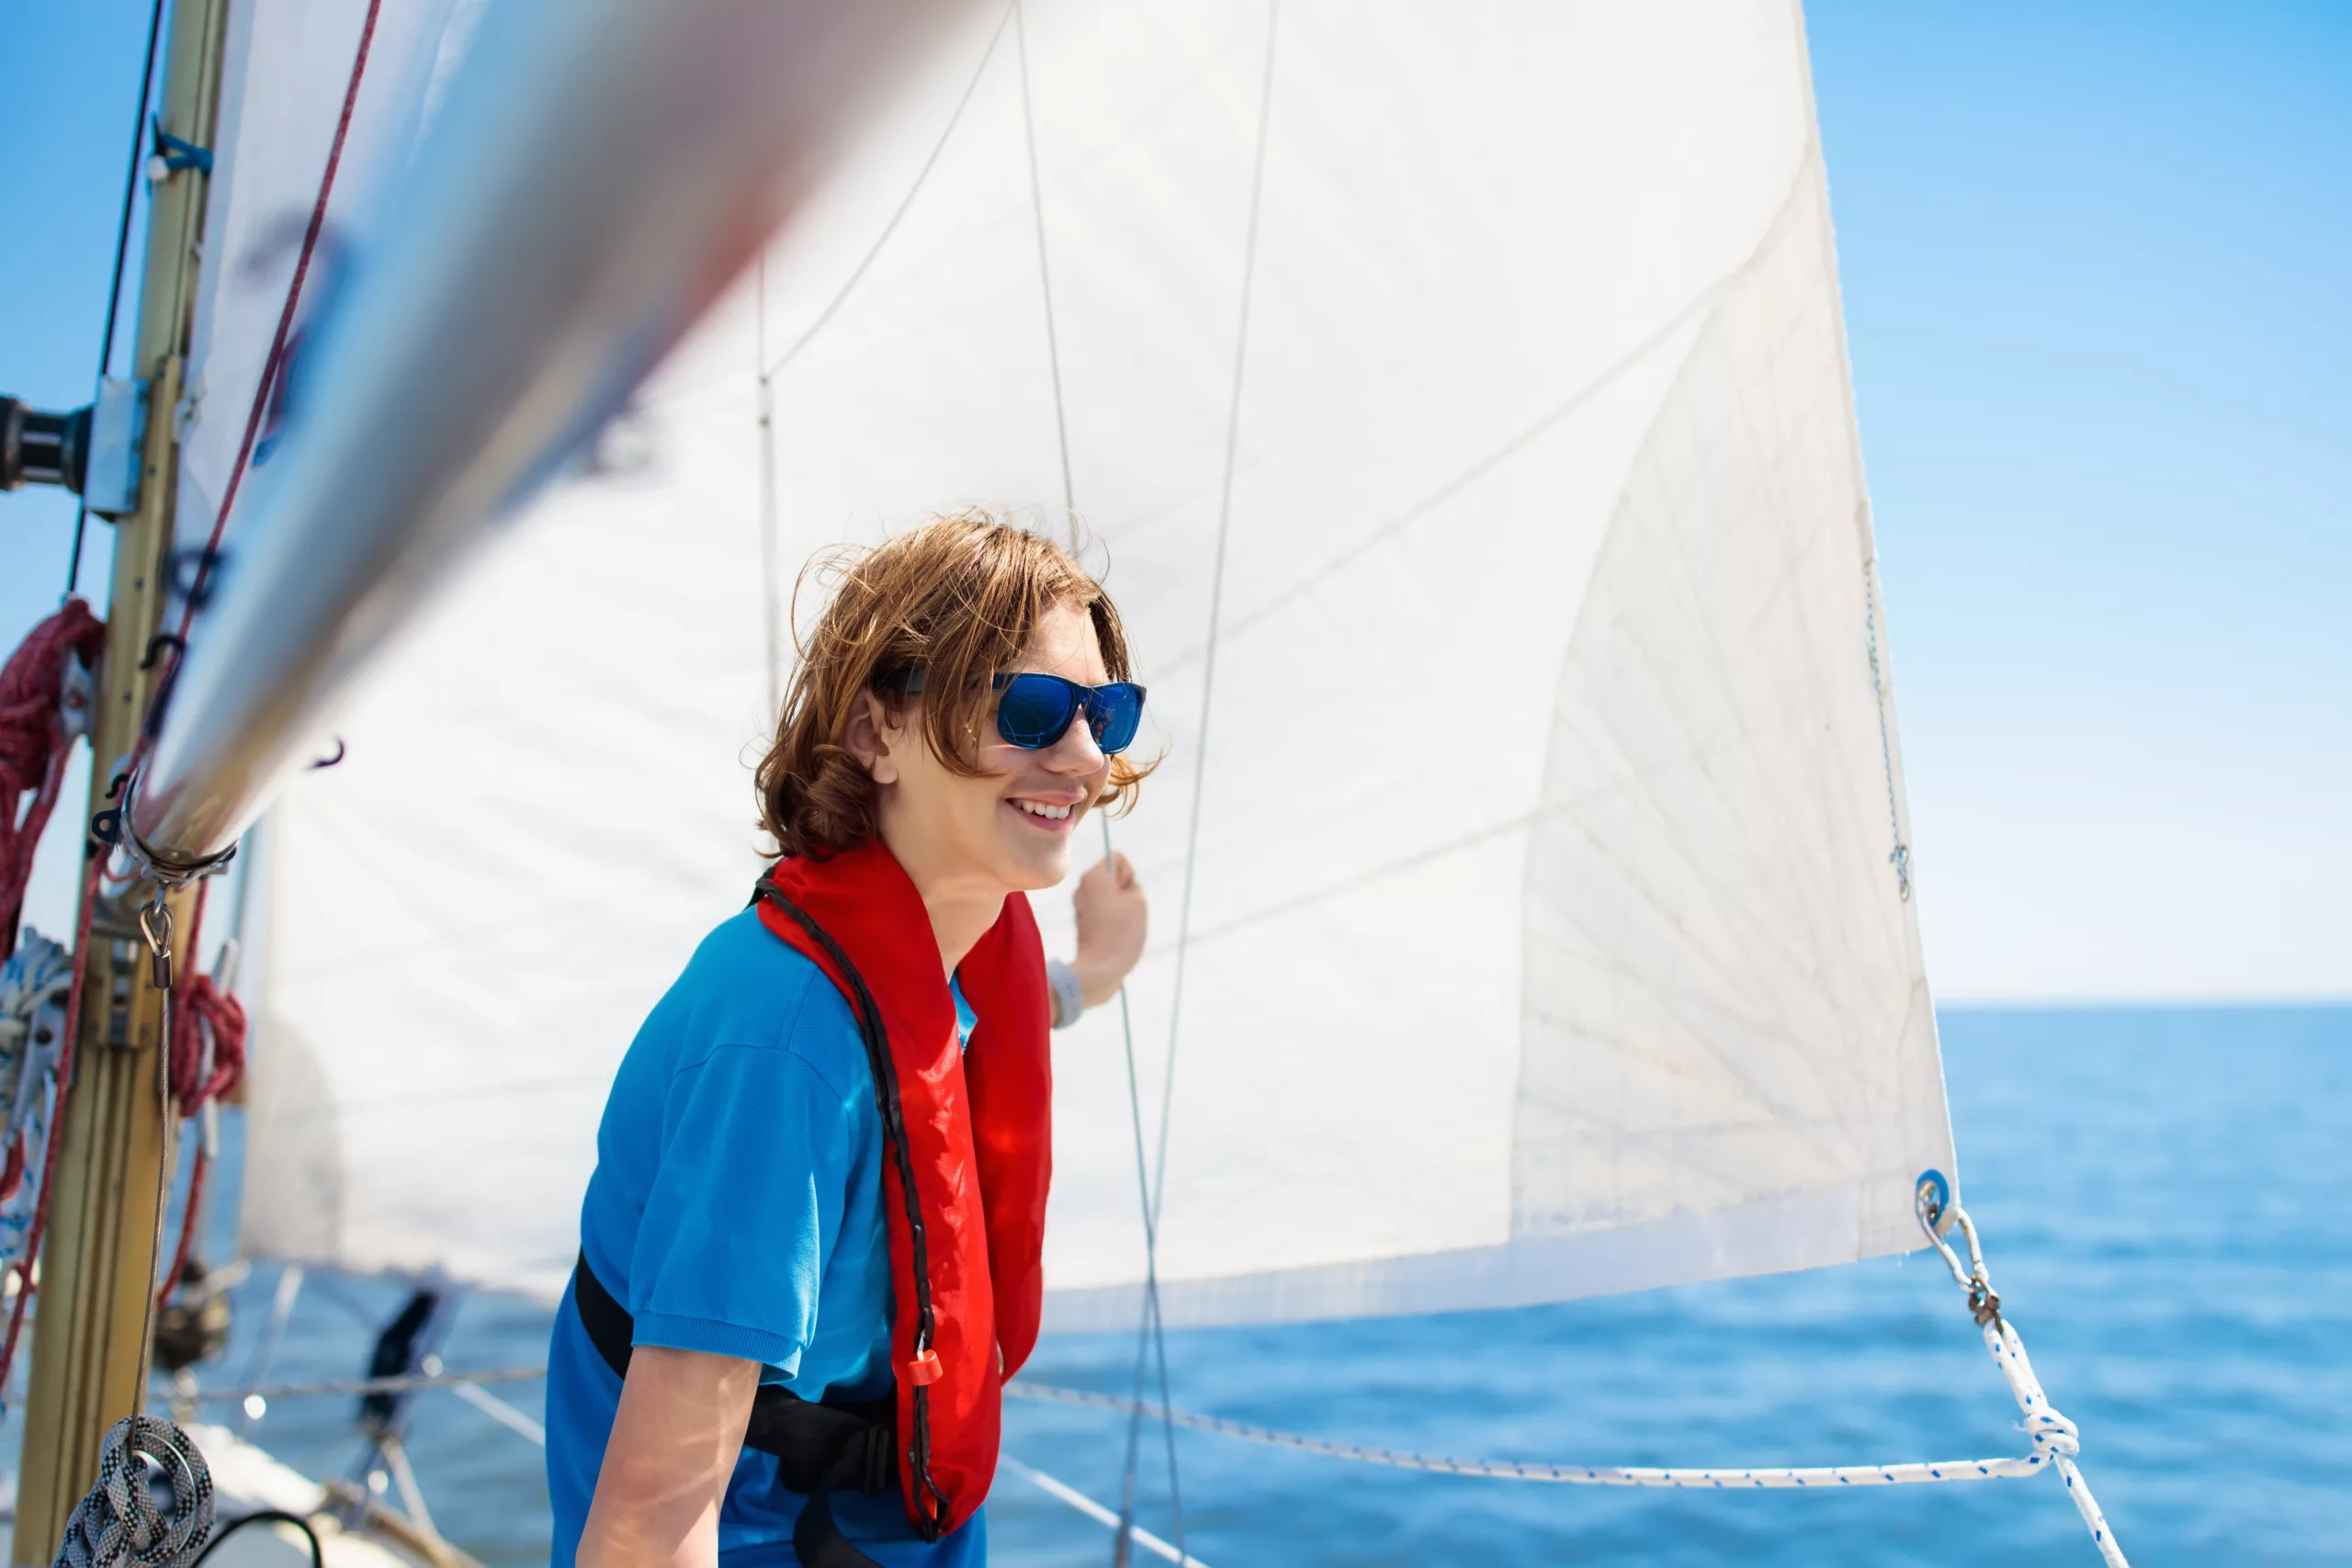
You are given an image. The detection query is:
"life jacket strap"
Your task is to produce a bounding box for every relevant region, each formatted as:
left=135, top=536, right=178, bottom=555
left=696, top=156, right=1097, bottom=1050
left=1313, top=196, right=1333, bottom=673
left=571, top=1252, right=899, bottom=1562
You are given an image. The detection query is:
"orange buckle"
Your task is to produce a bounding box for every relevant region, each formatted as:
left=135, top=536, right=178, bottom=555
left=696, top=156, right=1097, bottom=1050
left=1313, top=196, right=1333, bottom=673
left=905, top=1348, right=944, bottom=1386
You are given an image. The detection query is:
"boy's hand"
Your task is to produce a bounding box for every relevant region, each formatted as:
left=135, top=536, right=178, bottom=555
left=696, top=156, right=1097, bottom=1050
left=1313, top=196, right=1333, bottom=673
left=1069, top=851, right=1147, bottom=1008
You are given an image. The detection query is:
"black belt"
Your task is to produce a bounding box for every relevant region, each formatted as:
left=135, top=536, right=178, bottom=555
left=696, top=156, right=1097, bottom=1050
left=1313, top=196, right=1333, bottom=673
left=571, top=1252, right=899, bottom=1567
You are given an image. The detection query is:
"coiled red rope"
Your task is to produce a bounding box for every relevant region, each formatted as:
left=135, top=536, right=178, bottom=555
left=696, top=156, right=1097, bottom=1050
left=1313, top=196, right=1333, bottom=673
left=166, top=893, right=245, bottom=1117
left=155, top=882, right=246, bottom=1309
left=0, top=600, right=106, bottom=958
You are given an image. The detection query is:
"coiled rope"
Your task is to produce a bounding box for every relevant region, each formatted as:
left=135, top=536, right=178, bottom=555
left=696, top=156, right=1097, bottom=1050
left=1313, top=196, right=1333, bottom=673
left=0, top=600, right=106, bottom=953
left=1, top=932, right=74, bottom=1255
left=154, top=882, right=248, bottom=1311
left=1006, top=1201, right=2131, bottom=1565
left=0, top=599, right=106, bottom=1404
left=52, top=1415, right=215, bottom=1568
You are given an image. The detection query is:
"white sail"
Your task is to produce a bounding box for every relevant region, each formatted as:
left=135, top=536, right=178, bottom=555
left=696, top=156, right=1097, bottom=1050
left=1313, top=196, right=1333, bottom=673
left=177, top=0, right=478, bottom=550
left=232, top=0, right=1956, bottom=1321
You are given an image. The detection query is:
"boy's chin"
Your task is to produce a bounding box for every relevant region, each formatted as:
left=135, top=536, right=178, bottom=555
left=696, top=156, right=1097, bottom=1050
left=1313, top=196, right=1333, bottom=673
left=994, top=840, right=1073, bottom=893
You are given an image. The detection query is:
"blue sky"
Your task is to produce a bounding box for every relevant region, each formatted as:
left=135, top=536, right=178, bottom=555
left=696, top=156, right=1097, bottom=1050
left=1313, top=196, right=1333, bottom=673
left=3, top=3, right=2346, bottom=1000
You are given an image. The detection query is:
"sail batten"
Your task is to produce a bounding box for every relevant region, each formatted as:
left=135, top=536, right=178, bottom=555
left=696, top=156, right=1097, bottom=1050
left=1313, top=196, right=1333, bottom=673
left=219, top=0, right=1952, bottom=1321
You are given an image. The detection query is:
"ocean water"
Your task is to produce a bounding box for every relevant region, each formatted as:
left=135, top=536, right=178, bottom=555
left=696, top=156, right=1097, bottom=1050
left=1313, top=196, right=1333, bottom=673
left=6, top=1006, right=2346, bottom=1565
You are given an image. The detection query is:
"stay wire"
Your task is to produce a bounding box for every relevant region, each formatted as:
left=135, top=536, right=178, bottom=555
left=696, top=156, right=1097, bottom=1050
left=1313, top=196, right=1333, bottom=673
left=1015, top=2, right=1077, bottom=538
left=1012, top=9, right=1185, bottom=1556
left=763, top=0, right=1016, bottom=381
left=1155, top=0, right=1280, bottom=1239
left=1117, top=0, right=1283, bottom=1552
left=65, top=0, right=169, bottom=602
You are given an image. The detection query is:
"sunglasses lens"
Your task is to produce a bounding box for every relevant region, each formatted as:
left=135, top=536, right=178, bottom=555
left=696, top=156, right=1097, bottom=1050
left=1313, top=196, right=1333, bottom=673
left=1089, top=683, right=1145, bottom=754
left=996, top=673, right=1082, bottom=749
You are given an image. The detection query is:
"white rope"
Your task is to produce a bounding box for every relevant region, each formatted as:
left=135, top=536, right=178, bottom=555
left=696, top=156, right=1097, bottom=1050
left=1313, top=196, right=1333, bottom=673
left=1921, top=1204, right=2131, bottom=1568
left=53, top=1415, right=216, bottom=1568
left=1008, top=1379, right=2050, bottom=1489
left=1009, top=1201, right=2131, bottom=1564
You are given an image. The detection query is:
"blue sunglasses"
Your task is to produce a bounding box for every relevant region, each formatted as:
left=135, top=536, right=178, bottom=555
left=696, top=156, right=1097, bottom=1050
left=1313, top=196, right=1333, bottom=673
left=877, top=669, right=1148, bottom=755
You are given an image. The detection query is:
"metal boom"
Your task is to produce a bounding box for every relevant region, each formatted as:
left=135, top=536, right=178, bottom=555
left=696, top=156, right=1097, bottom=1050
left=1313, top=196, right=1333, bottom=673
left=126, top=0, right=969, bottom=870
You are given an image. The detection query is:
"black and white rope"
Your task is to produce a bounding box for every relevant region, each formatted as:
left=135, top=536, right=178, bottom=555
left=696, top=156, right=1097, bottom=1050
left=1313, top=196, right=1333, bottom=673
left=53, top=1415, right=214, bottom=1568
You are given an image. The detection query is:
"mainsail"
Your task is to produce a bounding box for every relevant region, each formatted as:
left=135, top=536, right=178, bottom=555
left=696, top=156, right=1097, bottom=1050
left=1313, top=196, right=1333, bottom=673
left=206, top=0, right=1954, bottom=1324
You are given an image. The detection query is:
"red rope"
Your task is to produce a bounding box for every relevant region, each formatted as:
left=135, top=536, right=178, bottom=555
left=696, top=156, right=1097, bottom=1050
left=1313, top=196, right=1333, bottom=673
left=155, top=883, right=246, bottom=1310
left=0, top=600, right=106, bottom=958
left=165, top=888, right=245, bottom=1116
left=166, top=0, right=384, bottom=652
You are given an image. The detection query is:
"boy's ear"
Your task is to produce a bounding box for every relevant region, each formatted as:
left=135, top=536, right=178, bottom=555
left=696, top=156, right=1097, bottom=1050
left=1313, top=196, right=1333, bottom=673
left=843, top=690, right=899, bottom=785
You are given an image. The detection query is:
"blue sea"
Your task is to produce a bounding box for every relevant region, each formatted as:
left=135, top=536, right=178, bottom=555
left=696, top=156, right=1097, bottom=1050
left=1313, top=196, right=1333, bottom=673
left=7, top=1006, right=2347, bottom=1565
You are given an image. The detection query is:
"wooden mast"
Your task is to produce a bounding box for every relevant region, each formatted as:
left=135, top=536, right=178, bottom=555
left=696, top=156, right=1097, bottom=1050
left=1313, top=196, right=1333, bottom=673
left=11, top=0, right=231, bottom=1553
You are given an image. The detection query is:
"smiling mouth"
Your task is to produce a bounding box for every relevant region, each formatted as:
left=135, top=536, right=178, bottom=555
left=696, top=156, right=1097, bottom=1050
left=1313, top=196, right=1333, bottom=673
left=1010, top=798, right=1080, bottom=828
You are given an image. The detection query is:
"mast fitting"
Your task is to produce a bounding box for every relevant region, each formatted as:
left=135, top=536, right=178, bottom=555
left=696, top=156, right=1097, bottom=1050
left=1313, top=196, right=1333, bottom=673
left=145, top=114, right=213, bottom=181
left=0, top=378, right=148, bottom=513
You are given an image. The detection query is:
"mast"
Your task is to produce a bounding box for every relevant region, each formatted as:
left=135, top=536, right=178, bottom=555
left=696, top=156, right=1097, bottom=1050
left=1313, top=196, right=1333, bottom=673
left=12, top=0, right=231, bottom=1552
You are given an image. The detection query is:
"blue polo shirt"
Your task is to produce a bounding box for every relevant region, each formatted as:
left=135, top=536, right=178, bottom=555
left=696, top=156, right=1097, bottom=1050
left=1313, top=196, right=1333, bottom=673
left=546, top=905, right=984, bottom=1566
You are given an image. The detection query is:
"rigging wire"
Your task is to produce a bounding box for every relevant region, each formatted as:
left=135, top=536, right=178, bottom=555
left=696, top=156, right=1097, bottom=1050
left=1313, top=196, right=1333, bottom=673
left=1107, top=0, right=1285, bottom=1552
left=169, top=0, right=385, bottom=646
left=1156, top=0, right=1281, bottom=1241
left=762, top=1, right=1017, bottom=382
left=1000, top=1457, right=1213, bottom=1568
left=64, top=0, right=169, bottom=603
left=1010, top=8, right=1187, bottom=1556
left=1014, top=2, right=1077, bottom=538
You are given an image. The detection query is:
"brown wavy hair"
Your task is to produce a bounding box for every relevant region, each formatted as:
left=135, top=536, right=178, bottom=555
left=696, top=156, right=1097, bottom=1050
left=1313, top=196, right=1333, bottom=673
left=757, top=511, right=1148, bottom=858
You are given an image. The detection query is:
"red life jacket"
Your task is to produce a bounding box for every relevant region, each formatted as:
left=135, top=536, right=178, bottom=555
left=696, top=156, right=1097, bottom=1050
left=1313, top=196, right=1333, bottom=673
left=752, top=840, right=1052, bottom=1541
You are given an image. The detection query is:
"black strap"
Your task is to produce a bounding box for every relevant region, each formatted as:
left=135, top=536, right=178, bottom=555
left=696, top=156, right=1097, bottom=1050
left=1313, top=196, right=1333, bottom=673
left=571, top=1253, right=899, bottom=1564
left=751, top=874, right=952, bottom=1541
left=792, top=1489, right=889, bottom=1568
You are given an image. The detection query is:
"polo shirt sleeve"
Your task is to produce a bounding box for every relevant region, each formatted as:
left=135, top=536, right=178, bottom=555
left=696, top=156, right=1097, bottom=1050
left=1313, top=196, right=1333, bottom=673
left=625, top=1036, right=862, bottom=1373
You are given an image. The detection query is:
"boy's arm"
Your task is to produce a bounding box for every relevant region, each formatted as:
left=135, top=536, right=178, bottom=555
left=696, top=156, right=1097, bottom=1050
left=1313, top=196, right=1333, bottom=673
left=579, top=1345, right=759, bottom=1568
